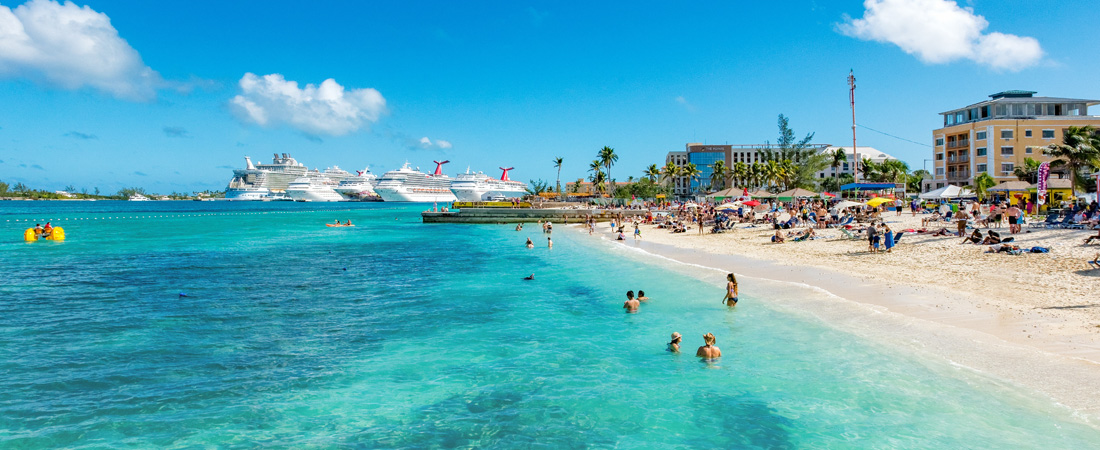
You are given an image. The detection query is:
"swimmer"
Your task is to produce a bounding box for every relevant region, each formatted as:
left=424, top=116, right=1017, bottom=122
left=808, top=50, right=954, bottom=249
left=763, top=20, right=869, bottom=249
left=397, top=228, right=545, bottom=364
left=723, top=273, right=738, bottom=306
left=547, top=237, right=553, bottom=248
left=637, top=290, right=649, bottom=302
left=623, top=290, right=639, bottom=312
left=523, top=273, right=535, bottom=280
left=667, top=332, right=682, bottom=353
left=525, top=238, right=534, bottom=248
left=696, top=333, right=722, bottom=358
left=515, top=223, right=523, bottom=231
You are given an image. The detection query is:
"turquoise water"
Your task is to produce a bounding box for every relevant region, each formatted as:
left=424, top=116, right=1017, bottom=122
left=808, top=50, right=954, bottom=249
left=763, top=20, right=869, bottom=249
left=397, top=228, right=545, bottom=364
left=2, top=201, right=1099, bottom=448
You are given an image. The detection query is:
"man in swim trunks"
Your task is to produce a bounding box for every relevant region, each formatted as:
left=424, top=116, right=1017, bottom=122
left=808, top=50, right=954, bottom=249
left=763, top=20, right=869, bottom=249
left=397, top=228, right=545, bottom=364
left=623, top=290, right=639, bottom=312
left=696, top=333, right=721, bottom=358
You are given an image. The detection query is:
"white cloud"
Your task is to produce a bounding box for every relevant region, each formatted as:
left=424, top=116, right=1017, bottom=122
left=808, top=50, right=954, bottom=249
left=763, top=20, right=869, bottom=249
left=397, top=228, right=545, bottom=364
left=0, top=0, right=161, bottom=100
left=419, top=136, right=432, bottom=146
left=839, top=0, right=1042, bottom=71
left=436, top=139, right=452, bottom=149
left=230, top=73, right=387, bottom=136
left=675, top=95, right=696, bottom=112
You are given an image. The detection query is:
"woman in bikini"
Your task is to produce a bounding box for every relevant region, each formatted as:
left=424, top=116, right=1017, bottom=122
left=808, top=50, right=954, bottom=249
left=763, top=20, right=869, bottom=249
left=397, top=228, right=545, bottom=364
left=723, top=273, right=738, bottom=306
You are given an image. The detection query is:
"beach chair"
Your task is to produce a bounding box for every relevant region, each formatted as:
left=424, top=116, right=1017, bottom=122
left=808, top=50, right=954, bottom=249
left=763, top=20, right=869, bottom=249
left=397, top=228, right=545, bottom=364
left=1033, top=213, right=1058, bottom=229
left=839, top=228, right=861, bottom=240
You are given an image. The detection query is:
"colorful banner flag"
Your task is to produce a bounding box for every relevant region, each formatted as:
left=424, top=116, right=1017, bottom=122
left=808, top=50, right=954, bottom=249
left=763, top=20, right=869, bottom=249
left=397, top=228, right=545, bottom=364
left=1038, top=161, right=1047, bottom=204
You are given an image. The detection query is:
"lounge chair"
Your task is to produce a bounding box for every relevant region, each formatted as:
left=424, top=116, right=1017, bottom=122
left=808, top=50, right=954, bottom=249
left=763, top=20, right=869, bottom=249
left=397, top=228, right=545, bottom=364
left=1032, top=213, right=1059, bottom=229
left=839, top=228, right=861, bottom=240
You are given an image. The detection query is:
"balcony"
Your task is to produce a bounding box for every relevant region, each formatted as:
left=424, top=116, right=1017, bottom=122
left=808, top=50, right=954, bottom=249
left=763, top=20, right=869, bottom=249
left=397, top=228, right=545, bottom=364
left=947, top=139, right=970, bottom=149
left=946, top=171, right=971, bottom=181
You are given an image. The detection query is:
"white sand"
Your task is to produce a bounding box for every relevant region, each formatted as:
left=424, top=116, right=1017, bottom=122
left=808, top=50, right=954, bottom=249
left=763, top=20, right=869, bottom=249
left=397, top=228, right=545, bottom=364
left=576, top=212, right=1100, bottom=418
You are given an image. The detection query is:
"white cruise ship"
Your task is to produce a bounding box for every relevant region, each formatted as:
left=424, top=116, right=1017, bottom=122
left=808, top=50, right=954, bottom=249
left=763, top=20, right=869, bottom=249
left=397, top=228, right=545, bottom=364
left=225, top=154, right=308, bottom=200
left=285, top=176, right=344, bottom=202
left=374, top=161, right=457, bottom=202
left=450, top=167, right=528, bottom=202
left=334, top=168, right=381, bottom=201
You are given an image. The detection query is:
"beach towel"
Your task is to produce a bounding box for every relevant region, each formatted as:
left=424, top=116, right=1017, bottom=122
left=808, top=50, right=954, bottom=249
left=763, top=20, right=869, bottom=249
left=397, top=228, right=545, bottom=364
left=1029, top=246, right=1049, bottom=253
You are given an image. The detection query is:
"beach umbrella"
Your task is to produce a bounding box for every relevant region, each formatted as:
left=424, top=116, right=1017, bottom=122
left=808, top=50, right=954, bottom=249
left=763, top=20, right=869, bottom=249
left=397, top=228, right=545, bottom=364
left=742, top=200, right=761, bottom=207
left=833, top=200, right=863, bottom=210
left=866, top=197, right=894, bottom=207
left=715, top=204, right=739, bottom=211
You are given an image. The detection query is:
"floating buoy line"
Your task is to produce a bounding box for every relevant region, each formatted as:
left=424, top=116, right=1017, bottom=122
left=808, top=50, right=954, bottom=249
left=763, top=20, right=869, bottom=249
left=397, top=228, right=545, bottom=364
left=4, top=207, right=403, bottom=223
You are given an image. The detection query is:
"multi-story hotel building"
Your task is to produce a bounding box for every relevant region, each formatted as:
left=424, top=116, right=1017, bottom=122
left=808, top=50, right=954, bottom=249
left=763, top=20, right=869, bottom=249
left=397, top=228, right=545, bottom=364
left=929, top=90, right=1100, bottom=191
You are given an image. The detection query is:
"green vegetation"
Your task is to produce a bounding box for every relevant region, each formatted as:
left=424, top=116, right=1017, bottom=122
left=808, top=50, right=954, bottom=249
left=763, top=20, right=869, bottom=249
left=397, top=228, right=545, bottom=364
left=0, top=179, right=222, bottom=200
left=525, top=179, right=552, bottom=195
left=1043, top=125, right=1100, bottom=198
left=552, top=156, right=564, bottom=194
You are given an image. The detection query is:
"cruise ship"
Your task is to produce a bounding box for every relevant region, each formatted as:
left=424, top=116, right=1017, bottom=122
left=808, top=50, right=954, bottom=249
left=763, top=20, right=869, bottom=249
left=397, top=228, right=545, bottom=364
left=374, top=161, right=457, bottom=202
left=450, top=167, right=528, bottom=202
left=285, top=176, right=344, bottom=202
left=334, top=168, right=382, bottom=201
left=225, top=154, right=309, bottom=200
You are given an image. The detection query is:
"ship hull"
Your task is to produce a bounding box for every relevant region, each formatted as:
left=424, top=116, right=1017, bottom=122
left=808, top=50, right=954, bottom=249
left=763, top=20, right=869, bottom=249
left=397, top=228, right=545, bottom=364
left=375, top=188, right=457, bottom=202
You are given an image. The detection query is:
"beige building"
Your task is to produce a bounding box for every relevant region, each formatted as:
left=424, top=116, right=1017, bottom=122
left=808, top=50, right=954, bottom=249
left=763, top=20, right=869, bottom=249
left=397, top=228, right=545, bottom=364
left=929, top=90, right=1100, bottom=191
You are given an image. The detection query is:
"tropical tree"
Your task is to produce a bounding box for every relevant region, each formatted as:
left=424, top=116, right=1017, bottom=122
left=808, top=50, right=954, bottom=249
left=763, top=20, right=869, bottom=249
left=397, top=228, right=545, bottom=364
left=0, top=180, right=9, bottom=196
left=644, top=164, right=660, bottom=183
left=880, top=160, right=910, bottom=184
left=709, top=160, right=728, bottom=191
left=13, top=182, right=28, bottom=195
left=660, top=162, right=680, bottom=188
left=829, top=148, right=848, bottom=190
left=525, top=179, right=551, bottom=195
left=598, top=146, right=618, bottom=195
left=570, top=178, right=584, bottom=194
left=681, top=163, right=702, bottom=194
left=750, top=162, right=763, bottom=189
left=859, top=158, right=880, bottom=182
left=907, top=169, right=930, bottom=193
left=1012, top=157, right=1042, bottom=184
left=778, top=159, right=795, bottom=190
left=732, top=161, right=748, bottom=189
left=552, top=157, right=564, bottom=194
left=1044, top=125, right=1100, bottom=198
left=973, top=172, right=996, bottom=202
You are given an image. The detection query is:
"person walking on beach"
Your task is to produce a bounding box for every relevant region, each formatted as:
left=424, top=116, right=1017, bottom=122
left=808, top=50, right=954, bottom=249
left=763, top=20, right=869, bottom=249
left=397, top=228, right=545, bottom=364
left=723, top=273, right=738, bottom=306
left=668, top=332, right=682, bottom=353
left=634, top=223, right=641, bottom=240
left=867, top=223, right=878, bottom=253
left=623, top=290, right=640, bottom=312
left=883, top=224, right=895, bottom=252
left=1007, top=204, right=1022, bottom=234
left=956, top=209, right=969, bottom=237
left=696, top=333, right=721, bottom=358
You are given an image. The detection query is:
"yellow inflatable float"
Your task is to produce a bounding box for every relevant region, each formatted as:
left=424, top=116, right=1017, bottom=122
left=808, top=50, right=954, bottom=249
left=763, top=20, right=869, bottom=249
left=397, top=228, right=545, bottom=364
left=24, top=227, right=65, bottom=241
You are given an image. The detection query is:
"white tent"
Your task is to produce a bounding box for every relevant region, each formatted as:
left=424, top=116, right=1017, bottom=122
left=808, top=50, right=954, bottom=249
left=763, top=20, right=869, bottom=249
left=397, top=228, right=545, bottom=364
left=919, top=185, right=971, bottom=199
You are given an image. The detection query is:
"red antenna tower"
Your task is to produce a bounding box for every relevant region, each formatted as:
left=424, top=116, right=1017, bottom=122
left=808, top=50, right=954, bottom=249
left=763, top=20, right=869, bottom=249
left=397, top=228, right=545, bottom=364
left=848, top=69, right=859, bottom=183
left=432, top=160, right=450, bottom=176
left=499, top=167, right=514, bottom=181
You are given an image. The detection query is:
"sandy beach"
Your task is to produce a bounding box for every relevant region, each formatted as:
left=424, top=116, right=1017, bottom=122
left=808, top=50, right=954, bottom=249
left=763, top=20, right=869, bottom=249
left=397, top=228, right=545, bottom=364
left=578, top=211, right=1100, bottom=418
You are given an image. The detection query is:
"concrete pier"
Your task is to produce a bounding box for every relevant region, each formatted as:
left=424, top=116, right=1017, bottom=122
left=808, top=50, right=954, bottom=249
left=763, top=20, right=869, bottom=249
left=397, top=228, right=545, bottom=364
left=421, top=208, right=650, bottom=224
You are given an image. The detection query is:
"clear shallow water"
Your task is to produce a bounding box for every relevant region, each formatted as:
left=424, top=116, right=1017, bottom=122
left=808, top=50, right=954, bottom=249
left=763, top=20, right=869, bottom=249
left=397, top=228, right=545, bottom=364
left=2, top=201, right=1099, bottom=448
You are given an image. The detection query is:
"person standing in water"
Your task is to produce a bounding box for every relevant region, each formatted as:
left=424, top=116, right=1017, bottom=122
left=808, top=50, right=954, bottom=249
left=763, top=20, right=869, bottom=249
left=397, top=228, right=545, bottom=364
left=667, top=332, right=682, bottom=352
left=525, top=238, right=534, bottom=248
left=547, top=237, right=553, bottom=248
left=696, top=333, right=721, bottom=358
left=723, top=273, right=738, bottom=306
left=623, top=290, right=639, bottom=312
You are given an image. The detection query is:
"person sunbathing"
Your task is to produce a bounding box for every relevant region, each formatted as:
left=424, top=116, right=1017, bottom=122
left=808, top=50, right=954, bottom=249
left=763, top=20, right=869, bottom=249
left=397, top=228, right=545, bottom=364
left=1085, top=229, right=1100, bottom=245
left=922, top=212, right=943, bottom=227
left=930, top=228, right=952, bottom=236
left=771, top=230, right=785, bottom=243
left=962, top=229, right=983, bottom=244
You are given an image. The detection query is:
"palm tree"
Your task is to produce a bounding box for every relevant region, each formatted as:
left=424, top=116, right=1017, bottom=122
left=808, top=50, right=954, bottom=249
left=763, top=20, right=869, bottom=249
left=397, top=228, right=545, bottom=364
left=588, top=159, right=603, bottom=183
left=552, top=157, right=564, bottom=194
left=750, top=162, right=763, bottom=189
left=830, top=148, right=847, bottom=190
left=973, top=172, right=996, bottom=202
left=859, top=158, right=879, bottom=182
left=732, top=161, right=748, bottom=189
left=598, top=146, right=618, bottom=195
left=1044, top=125, right=1099, bottom=198
left=1013, top=157, right=1041, bottom=184
left=709, top=160, right=728, bottom=191
left=779, top=159, right=795, bottom=190
left=763, top=160, right=782, bottom=190
left=643, top=164, right=660, bottom=183
left=571, top=178, right=584, bottom=194
left=682, top=163, right=702, bottom=194
left=661, top=162, right=680, bottom=187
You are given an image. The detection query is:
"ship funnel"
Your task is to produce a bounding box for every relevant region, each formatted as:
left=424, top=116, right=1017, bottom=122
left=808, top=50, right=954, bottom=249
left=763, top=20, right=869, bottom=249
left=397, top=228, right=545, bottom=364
left=245, top=156, right=256, bottom=170
left=499, top=167, right=514, bottom=181
left=432, top=160, right=450, bottom=176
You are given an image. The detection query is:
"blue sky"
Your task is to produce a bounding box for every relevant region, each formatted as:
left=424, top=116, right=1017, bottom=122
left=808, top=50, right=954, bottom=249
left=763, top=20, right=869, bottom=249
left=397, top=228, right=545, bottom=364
left=1, top=0, right=1098, bottom=193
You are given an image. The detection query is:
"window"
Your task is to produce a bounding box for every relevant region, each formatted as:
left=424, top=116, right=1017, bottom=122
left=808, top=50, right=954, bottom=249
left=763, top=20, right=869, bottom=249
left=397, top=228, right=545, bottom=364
left=936, top=153, right=944, bottom=161
left=935, top=138, right=944, bottom=146
left=1042, top=129, right=1055, bottom=139
left=1025, top=129, right=1032, bottom=137
left=937, top=183, right=945, bottom=189
left=935, top=168, right=944, bottom=176
left=976, top=147, right=987, bottom=156
left=976, top=131, right=987, bottom=140
left=1001, top=129, right=1013, bottom=139
left=1001, top=163, right=1015, bottom=174
left=1025, top=147, right=1033, bottom=154
left=1001, top=146, right=1014, bottom=156
left=976, top=164, right=987, bottom=172
left=842, top=163, right=849, bottom=171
